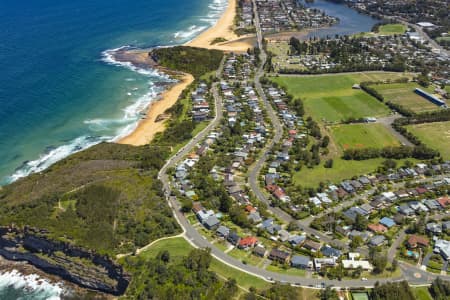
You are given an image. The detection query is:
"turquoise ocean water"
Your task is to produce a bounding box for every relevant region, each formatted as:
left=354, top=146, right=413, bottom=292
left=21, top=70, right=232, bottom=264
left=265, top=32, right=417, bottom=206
left=0, top=0, right=377, bottom=298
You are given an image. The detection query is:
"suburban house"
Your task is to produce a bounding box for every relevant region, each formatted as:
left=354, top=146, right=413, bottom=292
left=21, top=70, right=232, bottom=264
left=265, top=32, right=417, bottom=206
left=269, top=248, right=290, bottom=264
left=434, top=239, right=450, bottom=261
left=369, top=235, right=386, bottom=247
left=313, top=258, right=336, bottom=270
left=407, top=235, right=430, bottom=249
left=379, top=217, right=396, bottom=228
left=253, top=245, right=266, bottom=257
left=368, top=223, right=388, bottom=234
left=203, top=215, right=220, bottom=230
left=227, top=231, right=241, bottom=245
left=238, top=236, right=258, bottom=249
left=216, top=225, right=230, bottom=238
left=303, top=240, right=321, bottom=252
left=291, top=255, right=312, bottom=269
left=320, top=245, right=342, bottom=258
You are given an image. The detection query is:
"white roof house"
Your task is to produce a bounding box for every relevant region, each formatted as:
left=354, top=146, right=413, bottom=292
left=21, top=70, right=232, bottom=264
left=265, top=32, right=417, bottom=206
left=342, top=260, right=373, bottom=271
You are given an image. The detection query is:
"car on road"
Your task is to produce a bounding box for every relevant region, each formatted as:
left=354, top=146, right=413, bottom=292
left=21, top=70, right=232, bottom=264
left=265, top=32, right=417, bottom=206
left=361, top=277, right=368, bottom=281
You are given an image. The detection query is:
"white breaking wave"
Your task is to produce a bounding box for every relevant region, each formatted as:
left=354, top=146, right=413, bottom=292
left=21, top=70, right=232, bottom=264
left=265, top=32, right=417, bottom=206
left=174, top=0, right=228, bottom=40
left=8, top=135, right=107, bottom=183
left=0, top=270, right=66, bottom=300
left=4, top=0, right=226, bottom=184
left=174, top=25, right=208, bottom=40
left=101, top=46, right=171, bottom=80
left=5, top=47, right=173, bottom=184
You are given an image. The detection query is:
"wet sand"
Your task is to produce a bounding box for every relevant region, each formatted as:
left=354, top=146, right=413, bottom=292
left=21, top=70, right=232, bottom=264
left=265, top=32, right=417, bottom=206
left=118, top=73, right=194, bottom=146
left=186, top=0, right=255, bottom=52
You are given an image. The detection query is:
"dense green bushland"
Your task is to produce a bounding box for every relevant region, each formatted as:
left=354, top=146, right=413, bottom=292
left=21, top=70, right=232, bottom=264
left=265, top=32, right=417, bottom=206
left=122, top=248, right=238, bottom=299
left=151, top=46, right=223, bottom=79
left=0, top=143, right=179, bottom=255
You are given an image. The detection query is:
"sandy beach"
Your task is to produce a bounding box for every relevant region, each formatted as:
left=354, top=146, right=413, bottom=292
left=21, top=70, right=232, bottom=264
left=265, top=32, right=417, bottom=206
left=119, top=0, right=252, bottom=146
left=186, top=0, right=255, bottom=52
left=118, top=73, right=194, bottom=146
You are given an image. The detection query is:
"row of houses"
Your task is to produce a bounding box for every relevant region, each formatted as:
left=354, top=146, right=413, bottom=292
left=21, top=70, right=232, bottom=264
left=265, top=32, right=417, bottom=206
left=191, top=82, right=212, bottom=122
left=256, top=0, right=336, bottom=33
left=263, top=85, right=306, bottom=204
left=236, top=0, right=254, bottom=30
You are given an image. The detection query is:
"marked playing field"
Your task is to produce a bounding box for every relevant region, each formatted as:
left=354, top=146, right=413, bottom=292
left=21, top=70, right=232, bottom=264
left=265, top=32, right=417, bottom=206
left=330, top=123, right=400, bottom=150
left=271, top=72, right=412, bottom=122
left=373, top=82, right=440, bottom=113
left=407, top=121, right=450, bottom=160
left=378, top=23, right=407, bottom=35
left=352, top=292, right=370, bottom=300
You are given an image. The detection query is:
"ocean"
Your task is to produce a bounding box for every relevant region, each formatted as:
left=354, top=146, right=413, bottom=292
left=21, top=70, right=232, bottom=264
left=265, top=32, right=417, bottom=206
left=0, top=0, right=377, bottom=298
left=0, top=0, right=228, bottom=185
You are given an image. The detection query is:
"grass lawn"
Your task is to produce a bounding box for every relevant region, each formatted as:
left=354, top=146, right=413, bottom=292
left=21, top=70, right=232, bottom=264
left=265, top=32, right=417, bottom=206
left=330, top=123, right=400, bottom=150
left=378, top=24, right=407, bottom=35
left=292, top=158, right=416, bottom=188
left=228, top=248, right=264, bottom=266
left=209, top=259, right=270, bottom=290
left=270, top=73, right=412, bottom=123
left=406, top=121, right=450, bottom=160
left=139, top=237, right=192, bottom=261
left=413, top=287, right=433, bottom=300
left=353, top=24, right=407, bottom=38
left=138, top=237, right=270, bottom=290
left=293, top=158, right=383, bottom=187
left=266, top=264, right=307, bottom=277
left=372, top=82, right=439, bottom=113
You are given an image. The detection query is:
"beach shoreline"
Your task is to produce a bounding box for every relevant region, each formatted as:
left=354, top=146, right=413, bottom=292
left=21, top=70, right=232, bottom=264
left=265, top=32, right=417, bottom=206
left=186, top=0, right=255, bottom=52
left=118, top=73, right=194, bottom=146
left=117, top=0, right=252, bottom=147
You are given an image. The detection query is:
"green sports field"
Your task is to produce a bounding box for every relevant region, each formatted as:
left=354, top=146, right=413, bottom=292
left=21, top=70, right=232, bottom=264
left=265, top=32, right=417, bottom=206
left=330, top=123, right=400, bottom=150
left=378, top=24, right=407, bottom=35
left=354, top=23, right=407, bottom=37
left=372, top=82, right=440, bottom=113
left=270, top=73, right=412, bottom=123
left=406, top=121, right=450, bottom=160
left=352, top=292, right=369, bottom=300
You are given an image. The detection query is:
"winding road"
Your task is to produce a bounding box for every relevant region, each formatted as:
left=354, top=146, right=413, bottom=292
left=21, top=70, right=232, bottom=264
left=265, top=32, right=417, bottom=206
left=155, top=3, right=450, bottom=289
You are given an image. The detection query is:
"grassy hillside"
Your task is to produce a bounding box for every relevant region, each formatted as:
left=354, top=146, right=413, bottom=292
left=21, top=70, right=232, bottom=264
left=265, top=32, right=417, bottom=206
left=0, top=143, right=180, bottom=255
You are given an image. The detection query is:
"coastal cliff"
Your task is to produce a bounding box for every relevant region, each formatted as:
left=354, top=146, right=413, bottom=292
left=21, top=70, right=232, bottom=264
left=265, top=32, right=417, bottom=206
left=0, top=226, right=129, bottom=295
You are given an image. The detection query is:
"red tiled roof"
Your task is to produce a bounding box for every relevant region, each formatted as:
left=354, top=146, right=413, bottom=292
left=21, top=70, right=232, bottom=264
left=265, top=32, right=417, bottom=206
left=273, top=188, right=286, bottom=199
left=367, top=223, right=387, bottom=233
left=245, top=205, right=256, bottom=213
left=438, top=197, right=450, bottom=208
left=416, top=187, right=427, bottom=194
left=266, top=184, right=277, bottom=192
left=239, top=236, right=258, bottom=247
left=407, top=235, right=429, bottom=248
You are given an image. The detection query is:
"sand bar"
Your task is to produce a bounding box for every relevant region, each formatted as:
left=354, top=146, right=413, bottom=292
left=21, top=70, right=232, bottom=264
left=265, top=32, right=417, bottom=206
left=118, top=73, right=194, bottom=146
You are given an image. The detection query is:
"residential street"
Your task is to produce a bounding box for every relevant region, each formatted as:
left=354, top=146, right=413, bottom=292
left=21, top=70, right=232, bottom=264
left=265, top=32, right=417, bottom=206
left=156, top=2, right=450, bottom=289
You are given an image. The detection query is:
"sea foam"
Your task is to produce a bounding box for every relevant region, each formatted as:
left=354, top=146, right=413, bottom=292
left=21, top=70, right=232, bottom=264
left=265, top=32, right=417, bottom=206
left=0, top=270, right=66, bottom=300
left=174, top=0, right=228, bottom=41
left=3, top=0, right=225, bottom=185
left=8, top=135, right=106, bottom=183
left=6, top=48, right=172, bottom=184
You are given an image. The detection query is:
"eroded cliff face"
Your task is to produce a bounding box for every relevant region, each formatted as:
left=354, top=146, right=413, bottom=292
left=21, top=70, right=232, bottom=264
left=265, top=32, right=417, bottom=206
left=0, top=227, right=129, bottom=295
